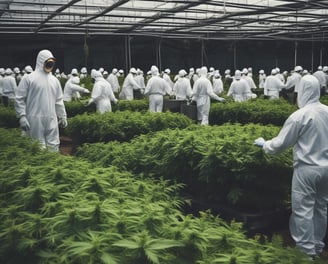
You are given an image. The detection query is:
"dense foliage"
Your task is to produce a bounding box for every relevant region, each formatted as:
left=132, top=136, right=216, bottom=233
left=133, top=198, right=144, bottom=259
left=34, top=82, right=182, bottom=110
left=0, top=105, right=19, bottom=128
left=64, top=99, right=149, bottom=117
left=65, top=111, right=193, bottom=146
left=1, top=128, right=318, bottom=264
left=76, top=123, right=293, bottom=212
left=320, top=94, right=328, bottom=106
left=209, top=99, right=297, bottom=126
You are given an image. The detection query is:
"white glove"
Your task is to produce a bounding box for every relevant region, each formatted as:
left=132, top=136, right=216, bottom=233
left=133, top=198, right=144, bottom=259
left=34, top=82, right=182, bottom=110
left=218, top=97, right=226, bottom=103
left=86, top=99, right=93, bottom=107
left=113, top=98, right=118, bottom=104
left=58, top=117, right=68, bottom=128
left=254, top=137, right=265, bottom=147
left=83, top=88, right=90, bottom=94
left=19, top=116, right=30, bottom=131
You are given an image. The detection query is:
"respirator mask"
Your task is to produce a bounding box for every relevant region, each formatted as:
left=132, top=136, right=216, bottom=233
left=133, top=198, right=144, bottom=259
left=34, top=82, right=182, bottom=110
left=44, top=58, right=56, bottom=73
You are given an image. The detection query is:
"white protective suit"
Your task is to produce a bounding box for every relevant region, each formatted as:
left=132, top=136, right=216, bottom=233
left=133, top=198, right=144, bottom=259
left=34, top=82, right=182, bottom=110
left=119, top=72, right=140, bottom=100
left=227, top=71, right=250, bottom=102
left=134, top=71, right=146, bottom=90
left=2, top=69, right=17, bottom=100
left=243, top=74, right=257, bottom=90
left=63, top=76, right=89, bottom=102
left=89, top=70, right=117, bottom=113
left=313, top=69, right=327, bottom=89
left=173, top=74, right=192, bottom=100
left=15, top=50, right=67, bottom=151
left=264, top=72, right=286, bottom=99
left=258, top=71, right=266, bottom=89
left=162, top=71, right=174, bottom=93
left=212, top=75, right=224, bottom=95
left=285, top=71, right=302, bottom=93
left=259, top=75, right=328, bottom=257
left=0, top=74, right=3, bottom=96
left=192, top=66, right=225, bottom=125
left=107, top=69, right=120, bottom=93
left=144, top=66, right=172, bottom=112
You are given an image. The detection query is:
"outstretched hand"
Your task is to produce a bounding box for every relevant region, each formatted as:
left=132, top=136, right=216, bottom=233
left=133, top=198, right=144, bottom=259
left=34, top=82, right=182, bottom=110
left=254, top=137, right=265, bottom=147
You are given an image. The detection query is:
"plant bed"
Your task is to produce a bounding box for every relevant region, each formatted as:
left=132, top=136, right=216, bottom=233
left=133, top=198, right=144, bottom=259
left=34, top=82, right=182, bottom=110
left=76, top=123, right=293, bottom=214
left=1, top=127, right=318, bottom=264
left=184, top=197, right=290, bottom=235
left=65, top=110, right=193, bottom=149
left=209, top=98, right=297, bottom=126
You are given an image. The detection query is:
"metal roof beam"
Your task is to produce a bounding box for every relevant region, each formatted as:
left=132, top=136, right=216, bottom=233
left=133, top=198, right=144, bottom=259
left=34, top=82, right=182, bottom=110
left=35, top=0, right=82, bottom=33
left=70, top=0, right=130, bottom=27
left=167, top=0, right=326, bottom=33
left=116, top=0, right=210, bottom=33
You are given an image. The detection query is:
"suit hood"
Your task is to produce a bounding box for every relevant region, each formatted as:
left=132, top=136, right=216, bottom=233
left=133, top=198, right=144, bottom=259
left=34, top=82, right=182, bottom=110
left=35, top=50, right=55, bottom=71
left=297, top=75, right=320, bottom=108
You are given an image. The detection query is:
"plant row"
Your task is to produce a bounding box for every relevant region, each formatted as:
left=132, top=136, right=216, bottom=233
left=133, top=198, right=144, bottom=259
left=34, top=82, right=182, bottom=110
left=209, top=98, right=297, bottom=126
left=64, top=99, right=149, bottom=117
left=65, top=111, right=193, bottom=146
left=76, top=123, right=293, bottom=213
left=0, top=97, right=312, bottom=131
left=0, top=128, right=317, bottom=264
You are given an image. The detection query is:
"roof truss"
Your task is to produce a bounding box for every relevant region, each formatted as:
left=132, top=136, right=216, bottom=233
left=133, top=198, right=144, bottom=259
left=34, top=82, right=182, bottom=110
left=0, top=0, right=327, bottom=41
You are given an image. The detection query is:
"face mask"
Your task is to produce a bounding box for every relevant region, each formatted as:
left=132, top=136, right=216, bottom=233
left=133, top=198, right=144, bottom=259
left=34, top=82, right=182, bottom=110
left=44, top=59, right=55, bottom=73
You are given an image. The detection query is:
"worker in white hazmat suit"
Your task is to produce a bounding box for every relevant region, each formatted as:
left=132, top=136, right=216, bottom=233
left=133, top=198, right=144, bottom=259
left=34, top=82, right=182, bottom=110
left=191, top=66, right=225, bottom=125
left=15, top=49, right=67, bottom=151
left=87, top=69, right=118, bottom=113
left=258, top=69, right=266, bottom=89
left=0, top=68, right=4, bottom=98
left=212, top=71, right=224, bottom=95
left=254, top=75, right=328, bottom=260
left=313, top=66, right=327, bottom=95
left=134, top=69, right=146, bottom=91
left=2, top=68, right=17, bottom=106
left=162, top=68, right=174, bottom=94
left=106, top=68, right=120, bottom=94
left=173, top=69, right=192, bottom=100
left=63, top=75, right=90, bottom=102
left=144, top=65, right=172, bottom=112
left=227, top=70, right=250, bottom=102
left=119, top=68, right=141, bottom=100
left=63, top=68, right=89, bottom=102
left=263, top=69, right=286, bottom=99
left=285, top=66, right=303, bottom=104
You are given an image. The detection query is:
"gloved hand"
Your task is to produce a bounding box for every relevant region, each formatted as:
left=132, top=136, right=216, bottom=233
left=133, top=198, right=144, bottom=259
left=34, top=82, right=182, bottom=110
left=85, top=99, right=93, bottom=107
left=58, top=117, right=68, bottom=128
left=218, top=97, right=226, bottom=103
left=113, top=98, right=118, bottom=104
left=19, top=116, right=30, bottom=131
left=83, top=88, right=90, bottom=94
left=254, top=137, right=265, bottom=147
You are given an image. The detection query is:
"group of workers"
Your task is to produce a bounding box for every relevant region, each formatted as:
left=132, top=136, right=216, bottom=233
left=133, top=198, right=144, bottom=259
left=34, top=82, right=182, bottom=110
left=1, top=49, right=328, bottom=262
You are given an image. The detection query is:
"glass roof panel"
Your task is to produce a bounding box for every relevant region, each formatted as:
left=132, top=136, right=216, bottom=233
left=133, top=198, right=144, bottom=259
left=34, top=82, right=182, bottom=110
left=0, top=0, right=327, bottom=40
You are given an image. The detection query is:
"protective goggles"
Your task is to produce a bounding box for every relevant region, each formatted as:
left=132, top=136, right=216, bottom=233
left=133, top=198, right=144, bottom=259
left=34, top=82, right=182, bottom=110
left=44, top=58, right=56, bottom=72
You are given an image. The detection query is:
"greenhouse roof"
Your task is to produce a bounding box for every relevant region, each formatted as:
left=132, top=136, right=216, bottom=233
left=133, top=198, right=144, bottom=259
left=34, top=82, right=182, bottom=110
left=0, top=0, right=327, bottom=41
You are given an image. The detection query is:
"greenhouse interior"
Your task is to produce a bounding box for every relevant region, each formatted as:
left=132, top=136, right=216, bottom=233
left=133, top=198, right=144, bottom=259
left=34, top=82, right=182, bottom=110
left=1, top=0, right=328, bottom=263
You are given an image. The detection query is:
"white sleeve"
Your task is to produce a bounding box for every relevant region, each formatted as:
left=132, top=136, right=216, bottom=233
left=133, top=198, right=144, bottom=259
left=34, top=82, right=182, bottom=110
left=15, top=75, right=29, bottom=117
left=263, top=113, right=299, bottom=154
